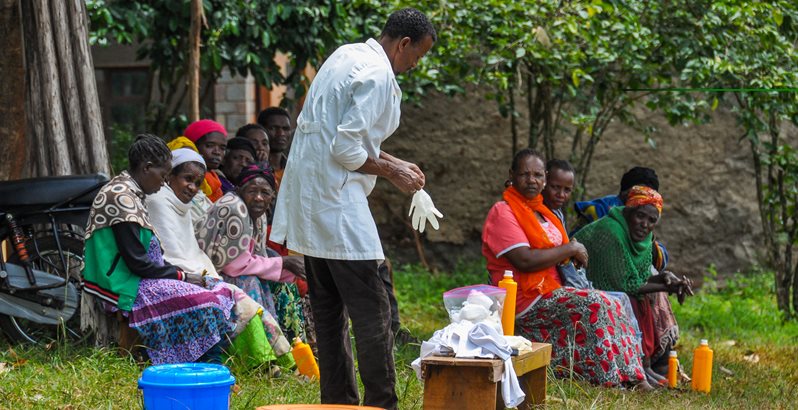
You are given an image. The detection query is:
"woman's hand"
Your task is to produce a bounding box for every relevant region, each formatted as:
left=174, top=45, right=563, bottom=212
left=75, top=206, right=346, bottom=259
left=184, top=272, right=205, bottom=287
left=256, top=148, right=269, bottom=163
left=660, top=271, right=694, bottom=303
left=569, top=240, right=588, bottom=268
left=281, top=256, right=306, bottom=281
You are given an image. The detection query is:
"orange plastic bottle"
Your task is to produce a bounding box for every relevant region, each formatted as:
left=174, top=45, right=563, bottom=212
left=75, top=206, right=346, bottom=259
left=291, top=337, right=320, bottom=380
left=691, top=339, right=713, bottom=393
left=497, top=271, right=518, bottom=336
left=667, top=350, right=679, bottom=388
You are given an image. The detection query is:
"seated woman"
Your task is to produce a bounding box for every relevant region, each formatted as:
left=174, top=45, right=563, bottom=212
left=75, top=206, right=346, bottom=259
left=236, top=123, right=271, bottom=165
left=82, top=135, right=235, bottom=364
left=196, top=164, right=308, bottom=342
left=216, top=137, right=257, bottom=194
left=573, top=186, right=693, bottom=381
left=146, top=148, right=293, bottom=360
left=542, top=159, right=645, bottom=363
left=166, top=136, right=213, bottom=221
left=482, top=149, right=650, bottom=389
left=571, top=166, right=670, bottom=271
left=184, top=119, right=229, bottom=203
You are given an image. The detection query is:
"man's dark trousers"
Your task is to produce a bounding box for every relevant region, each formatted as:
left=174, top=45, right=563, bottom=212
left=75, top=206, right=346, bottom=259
left=305, top=256, right=398, bottom=410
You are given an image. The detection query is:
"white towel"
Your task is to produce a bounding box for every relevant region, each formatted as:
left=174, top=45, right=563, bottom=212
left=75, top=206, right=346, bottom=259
left=412, top=322, right=526, bottom=408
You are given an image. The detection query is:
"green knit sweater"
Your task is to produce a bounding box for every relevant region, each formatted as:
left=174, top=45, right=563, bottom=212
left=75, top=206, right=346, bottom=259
left=573, top=206, right=653, bottom=296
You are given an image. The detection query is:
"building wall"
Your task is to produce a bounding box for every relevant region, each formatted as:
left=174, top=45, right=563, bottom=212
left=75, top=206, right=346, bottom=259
left=213, top=68, right=256, bottom=134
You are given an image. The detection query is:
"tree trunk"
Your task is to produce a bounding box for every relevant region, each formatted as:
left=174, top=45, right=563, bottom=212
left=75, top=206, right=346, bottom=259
left=188, top=0, right=203, bottom=122
left=0, top=0, right=26, bottom=180
left=19, top=0, right=109, bottom=177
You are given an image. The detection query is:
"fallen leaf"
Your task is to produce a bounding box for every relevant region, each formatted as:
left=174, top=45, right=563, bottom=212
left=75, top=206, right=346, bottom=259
left=743, top=353, right=760, bottom=364
left=721, top=340, right=736, bottom=347
left=0, top=362, right=9, bottom=375
left=231, top=384, right=242, bottom=395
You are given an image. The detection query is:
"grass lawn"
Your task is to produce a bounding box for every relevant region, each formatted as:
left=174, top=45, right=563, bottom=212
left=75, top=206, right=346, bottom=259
left=1, top=262, right=797, bottom=409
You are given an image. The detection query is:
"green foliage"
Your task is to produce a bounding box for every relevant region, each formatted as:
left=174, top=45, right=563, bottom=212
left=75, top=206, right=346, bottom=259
left=86, top=0, right=382, bottom=134
left=656, top=0, right=798, bottom=317
left=393, top=260, right=487, bottom=337
left=107, top=123, right=136, bottom=174
left=396, top=0, right=723, bottom=191
left=673, top=270, right=798, bottom=345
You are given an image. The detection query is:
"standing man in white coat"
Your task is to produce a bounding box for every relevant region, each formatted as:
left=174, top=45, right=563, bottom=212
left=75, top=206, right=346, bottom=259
left=270, top=8, right=435, bottom=409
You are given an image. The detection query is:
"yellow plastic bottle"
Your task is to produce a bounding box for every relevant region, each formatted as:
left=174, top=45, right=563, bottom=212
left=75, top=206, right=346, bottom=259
left=291, top=337, right=320, bottom=380
left=667, top=350, right=679, bottom=388
left=497, top=270, right=517, bottom=336
left=691, top=339, right=713, bottom=393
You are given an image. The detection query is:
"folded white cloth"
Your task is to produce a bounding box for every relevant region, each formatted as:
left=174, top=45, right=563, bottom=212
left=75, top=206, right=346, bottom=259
left=412, top=322, right=526, bottom=407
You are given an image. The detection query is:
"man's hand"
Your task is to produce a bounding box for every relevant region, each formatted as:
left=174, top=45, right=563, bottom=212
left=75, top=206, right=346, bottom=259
left=281, top=256, right=307, bottom=281
left=387, top=161, right=425, bottom=194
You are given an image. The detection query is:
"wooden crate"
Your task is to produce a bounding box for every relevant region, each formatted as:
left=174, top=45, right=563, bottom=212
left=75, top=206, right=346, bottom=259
left=420, top=342, right=552, bottom=410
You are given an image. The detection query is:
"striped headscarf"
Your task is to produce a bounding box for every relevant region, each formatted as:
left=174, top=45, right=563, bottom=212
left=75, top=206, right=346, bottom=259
left=236, top=163, right=276, bottom=190
left=625, top=185, right=663, bottom=214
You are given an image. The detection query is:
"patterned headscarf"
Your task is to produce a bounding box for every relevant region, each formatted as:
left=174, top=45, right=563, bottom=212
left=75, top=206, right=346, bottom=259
left=625, top=185, right=663, bottom=214
left=236, top=164, right=276, bottom=190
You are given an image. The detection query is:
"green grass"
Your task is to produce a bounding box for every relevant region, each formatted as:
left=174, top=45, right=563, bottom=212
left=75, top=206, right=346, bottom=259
left=1, top=263, right=796, bottom=409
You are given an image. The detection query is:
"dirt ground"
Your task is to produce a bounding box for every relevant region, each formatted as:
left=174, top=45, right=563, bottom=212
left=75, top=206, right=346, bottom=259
left=370, top=89, right=764, bottom=280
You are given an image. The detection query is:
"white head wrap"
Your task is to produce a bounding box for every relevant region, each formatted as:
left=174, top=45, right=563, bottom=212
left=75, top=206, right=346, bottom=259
left=171, top=148, right=206, bottom=169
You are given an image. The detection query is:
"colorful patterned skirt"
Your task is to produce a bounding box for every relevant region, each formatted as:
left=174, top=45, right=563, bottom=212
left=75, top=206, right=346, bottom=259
left=630, top=292, right=679, bottom=362
left=226, top=275, right=306, bottom=343
left=129, top=278, right=235, bottom=365
left=268, top=282, right=306, bottom=342
left=516, top=287, right=646, bottom=386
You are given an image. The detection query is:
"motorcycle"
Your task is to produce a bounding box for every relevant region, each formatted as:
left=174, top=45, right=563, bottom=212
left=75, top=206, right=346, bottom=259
left=0, top=173, right=108, bottom=343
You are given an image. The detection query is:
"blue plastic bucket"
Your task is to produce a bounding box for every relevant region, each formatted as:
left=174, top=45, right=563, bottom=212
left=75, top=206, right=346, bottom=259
left=138, top=363, right=236, bottom=409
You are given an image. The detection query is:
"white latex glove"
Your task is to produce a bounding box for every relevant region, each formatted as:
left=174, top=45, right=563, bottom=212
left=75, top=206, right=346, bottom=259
left=409, top=189, right=443, bottom=233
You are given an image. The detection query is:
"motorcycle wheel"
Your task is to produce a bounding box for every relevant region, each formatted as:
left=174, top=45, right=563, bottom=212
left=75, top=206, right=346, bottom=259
left=0, top=235, right=85, bottom=344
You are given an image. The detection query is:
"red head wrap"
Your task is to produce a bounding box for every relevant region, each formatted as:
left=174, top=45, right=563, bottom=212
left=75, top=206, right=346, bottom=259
left=625, top=185, right=663, bottom=214
left=184, top=119, right=228, bottom=143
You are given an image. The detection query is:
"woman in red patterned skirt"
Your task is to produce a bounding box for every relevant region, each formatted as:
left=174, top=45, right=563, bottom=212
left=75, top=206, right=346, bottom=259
left=481, top=149, right=651, bottom=389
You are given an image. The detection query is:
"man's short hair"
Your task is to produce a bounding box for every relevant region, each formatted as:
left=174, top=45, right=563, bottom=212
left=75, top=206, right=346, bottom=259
left=381, top=8, right=437, bottom=43
left=257, top=107, right=290, bottom=128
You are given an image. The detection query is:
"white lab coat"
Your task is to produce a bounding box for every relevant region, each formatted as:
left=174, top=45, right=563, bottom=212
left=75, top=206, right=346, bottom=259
left=271, top=38, right=401, bottom=261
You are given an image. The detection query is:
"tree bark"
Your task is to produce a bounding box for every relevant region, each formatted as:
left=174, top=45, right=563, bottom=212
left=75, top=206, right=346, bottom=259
left=0, top=0, right=27, bottom=180
left=19, top=0, right=109, bottom=177
left=188, top=0, right=203, bottom=122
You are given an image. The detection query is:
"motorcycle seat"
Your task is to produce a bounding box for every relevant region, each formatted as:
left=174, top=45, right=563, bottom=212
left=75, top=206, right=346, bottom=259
left=0, top=173, right=109, bottom=211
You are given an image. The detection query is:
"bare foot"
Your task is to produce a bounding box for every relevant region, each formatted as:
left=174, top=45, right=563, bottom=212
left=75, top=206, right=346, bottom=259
left=631, top=380, right=655, bottom=392
left=645, top=366, right=668, bottom=387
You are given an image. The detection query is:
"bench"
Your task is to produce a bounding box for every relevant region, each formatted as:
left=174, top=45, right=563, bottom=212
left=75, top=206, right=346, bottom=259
left=420, top=342, right=552, bottom=410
